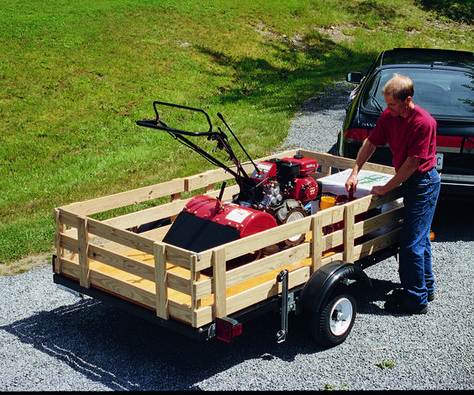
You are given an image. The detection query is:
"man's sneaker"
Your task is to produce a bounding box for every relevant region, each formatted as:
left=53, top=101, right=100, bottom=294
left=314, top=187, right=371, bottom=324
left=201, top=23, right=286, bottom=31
left=390, top=288, right=435, bottom=303
left=384, top=299, right=428, bottom=315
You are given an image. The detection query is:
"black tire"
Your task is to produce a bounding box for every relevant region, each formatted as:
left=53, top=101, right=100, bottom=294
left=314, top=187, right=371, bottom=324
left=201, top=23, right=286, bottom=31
left=309, top=288, right=357, bottom=347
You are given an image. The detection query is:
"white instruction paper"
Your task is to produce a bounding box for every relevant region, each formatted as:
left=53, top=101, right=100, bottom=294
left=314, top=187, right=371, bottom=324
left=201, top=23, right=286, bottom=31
left=319, top=169, right=393, bottom=198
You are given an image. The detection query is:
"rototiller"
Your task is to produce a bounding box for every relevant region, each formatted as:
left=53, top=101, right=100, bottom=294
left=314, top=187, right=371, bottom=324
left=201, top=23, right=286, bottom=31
left=137, top=102, right=320, bottom=252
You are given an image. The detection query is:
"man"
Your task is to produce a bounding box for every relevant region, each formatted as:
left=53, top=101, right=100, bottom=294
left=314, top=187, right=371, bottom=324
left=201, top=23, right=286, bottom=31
left=345, top=74, right=440, bottom=314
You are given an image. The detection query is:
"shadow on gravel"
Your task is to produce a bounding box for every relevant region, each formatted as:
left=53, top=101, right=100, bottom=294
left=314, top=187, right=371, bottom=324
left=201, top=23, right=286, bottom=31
left=0, top=296, right=328, bottom=390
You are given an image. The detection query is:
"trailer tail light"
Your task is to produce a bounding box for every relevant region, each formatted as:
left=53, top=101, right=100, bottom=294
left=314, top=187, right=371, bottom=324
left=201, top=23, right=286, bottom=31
left=344, top=128, right=369, bottom=141
left=215, top=317, right=242, bottom=343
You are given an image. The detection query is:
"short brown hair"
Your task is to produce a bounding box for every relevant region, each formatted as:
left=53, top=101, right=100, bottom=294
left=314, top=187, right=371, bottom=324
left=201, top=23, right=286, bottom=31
left=382, top=74, right=414, bottom=101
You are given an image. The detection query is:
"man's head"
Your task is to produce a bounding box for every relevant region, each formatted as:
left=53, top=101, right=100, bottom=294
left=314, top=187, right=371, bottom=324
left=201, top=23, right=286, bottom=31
left=382, top=74, right=414, bottom=101
left=382, top=74, right=415, bottom=118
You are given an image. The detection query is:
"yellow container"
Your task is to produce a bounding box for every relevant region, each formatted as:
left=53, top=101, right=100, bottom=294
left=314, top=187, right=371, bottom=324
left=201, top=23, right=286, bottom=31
left=320, top=196, right=336, bottom=210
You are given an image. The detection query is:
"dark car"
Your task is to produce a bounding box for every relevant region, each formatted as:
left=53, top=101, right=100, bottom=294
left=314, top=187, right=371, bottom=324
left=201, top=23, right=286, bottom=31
left=338, top=48, right=474, bottom=199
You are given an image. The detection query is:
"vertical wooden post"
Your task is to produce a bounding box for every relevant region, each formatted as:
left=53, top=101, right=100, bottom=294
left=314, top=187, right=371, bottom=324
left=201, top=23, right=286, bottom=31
left=212, top=248, right=227, bottom=319
left=343, top=204, right=355, bottom=263
left=154, top=242, right=169, bottom=320
left=191, top=254, right=201, bottom=310
left=190, top=254, right=201, bottom=328
left=78, top=216, right=90, bottom=288
left=54, top=208, right=64, bottom=274
left=311, top=215, right=323, bottom=272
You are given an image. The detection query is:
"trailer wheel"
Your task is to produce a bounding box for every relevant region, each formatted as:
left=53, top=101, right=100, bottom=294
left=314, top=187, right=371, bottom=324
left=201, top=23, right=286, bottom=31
left=309, top=288, right=357, bottom=347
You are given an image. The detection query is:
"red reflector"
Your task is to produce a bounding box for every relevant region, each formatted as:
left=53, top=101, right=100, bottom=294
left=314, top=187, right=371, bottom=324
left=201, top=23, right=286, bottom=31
left=344, top=128, right=369, bottom=140
left=466, top=138, right=474, bottom=149
left=215, top=317, right=242, bottom=343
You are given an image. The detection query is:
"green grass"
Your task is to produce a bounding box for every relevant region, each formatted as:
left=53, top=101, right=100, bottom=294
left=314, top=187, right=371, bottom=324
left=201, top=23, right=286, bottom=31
left=1, top=0, right=473, bottom=274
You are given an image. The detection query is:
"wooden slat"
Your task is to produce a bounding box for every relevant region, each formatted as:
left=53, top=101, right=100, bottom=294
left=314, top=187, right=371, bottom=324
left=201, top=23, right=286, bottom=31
left=225, top=242, right=310, bottom=289
left=60, top=257, right=80, bottom=278
left=164, top=243, right=200, bottom=270
left=168, top=300, right=193, bottom=325
left=91, top=269, right=156, bottom=308
left=154, top=243, right=168, bottom=320
left=190, top=254, right=201, bottom=315
left=226, top=266, right=310, bottom=316
left=353, top=228, right=402, bottom=261
left=168, top=271, right=194, bottom=295
left=193, top=305, right=214, bottom=328
left=59, top=258, right=156, bottom=309
left=88, top=244, right=155, bottom=281
left=343, top=204, right=355, bottom=263
left=101, top=199, right=187, bottom=230
left=185, top=168, right=236, bottom=191
left=87, top=217, right=155, bottom=255
left=59, top=233, right=79, bottom=254
left=298, top=149, right=396, bottom=175
left=221, top=216, right=313, bottom=261
left=54, top=208, right=64, bottom=273
left=354, top=207, right=404, bottom=237
left=311, top=214, right=323, bottom=271
left=77, top=217, right=90, bottom=288
left=62, top=178, right=186, bottom=216
left=194, top=277, right=212, bottom=300
left=57, top=208, right=81, bottom=229
left=212, top=248, right=227, bottom=319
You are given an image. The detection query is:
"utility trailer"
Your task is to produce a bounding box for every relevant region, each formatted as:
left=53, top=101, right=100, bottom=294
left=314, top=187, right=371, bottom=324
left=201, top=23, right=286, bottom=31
left=53, top=149, right=403, bottom=347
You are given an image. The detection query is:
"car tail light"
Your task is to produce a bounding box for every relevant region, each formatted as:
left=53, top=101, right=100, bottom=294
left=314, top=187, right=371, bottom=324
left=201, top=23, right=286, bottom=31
left=437, top=136, right=474, bottom=150
left=215, top=317, right=242, bottom=343
left=344, top=128, right=370, bottom=141
left=437, top=135, right=463, bottom=148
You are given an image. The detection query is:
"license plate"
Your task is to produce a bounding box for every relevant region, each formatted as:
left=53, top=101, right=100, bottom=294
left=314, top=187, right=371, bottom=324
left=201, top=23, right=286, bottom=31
left=435, top=153, right=443, bottom=170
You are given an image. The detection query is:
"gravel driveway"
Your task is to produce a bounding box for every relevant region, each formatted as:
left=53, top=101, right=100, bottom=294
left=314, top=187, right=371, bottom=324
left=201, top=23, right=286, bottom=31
left=1, top=82, right=473, bottom=391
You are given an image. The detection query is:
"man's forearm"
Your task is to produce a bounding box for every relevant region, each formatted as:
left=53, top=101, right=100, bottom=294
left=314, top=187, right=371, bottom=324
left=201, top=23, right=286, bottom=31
left=352, top=138, right=376, bottom=176
left=372, top=156, right=422, bottom=195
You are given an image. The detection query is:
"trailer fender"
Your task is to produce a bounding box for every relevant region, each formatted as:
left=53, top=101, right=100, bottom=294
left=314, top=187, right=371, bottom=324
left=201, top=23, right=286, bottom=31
left=297, top=261, right=371, bottom=314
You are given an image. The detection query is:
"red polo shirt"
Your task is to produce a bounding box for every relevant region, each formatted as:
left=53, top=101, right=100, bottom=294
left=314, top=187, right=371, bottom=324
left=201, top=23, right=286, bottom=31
left=368, top=104, right=437, bottom=173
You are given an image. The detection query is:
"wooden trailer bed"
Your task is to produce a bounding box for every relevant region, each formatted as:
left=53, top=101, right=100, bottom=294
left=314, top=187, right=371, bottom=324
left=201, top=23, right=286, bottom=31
left=53, top=149, right=402, bottom=329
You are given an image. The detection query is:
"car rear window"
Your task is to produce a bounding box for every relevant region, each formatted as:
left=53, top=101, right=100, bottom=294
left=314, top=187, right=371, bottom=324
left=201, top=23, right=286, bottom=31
left=361, top=68, right=474, bottom=118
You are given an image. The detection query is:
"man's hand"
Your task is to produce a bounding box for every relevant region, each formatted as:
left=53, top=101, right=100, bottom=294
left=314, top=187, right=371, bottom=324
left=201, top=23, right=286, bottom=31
left=345, top=173, right=358, bottom=194
left=371, top=185, right=388, bottom=195
left=345, top=138, right=377, bottom=195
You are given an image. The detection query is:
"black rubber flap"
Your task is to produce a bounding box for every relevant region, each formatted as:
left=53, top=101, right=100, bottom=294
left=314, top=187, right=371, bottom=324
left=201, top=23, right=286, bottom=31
left=162, top=211, right=241, bottom=252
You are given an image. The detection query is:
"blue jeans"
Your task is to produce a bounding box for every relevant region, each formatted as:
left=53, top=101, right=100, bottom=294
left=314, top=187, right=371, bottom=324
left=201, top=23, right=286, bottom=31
left=399, top=167, right=440, bottom=307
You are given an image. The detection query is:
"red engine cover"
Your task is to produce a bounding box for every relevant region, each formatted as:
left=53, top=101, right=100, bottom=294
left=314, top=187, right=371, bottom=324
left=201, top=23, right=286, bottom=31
left=183, top=195, right=278, bottom=238
left=283, top=155, right=318, bottom=176
left=286, top=176, right=319, bottom=204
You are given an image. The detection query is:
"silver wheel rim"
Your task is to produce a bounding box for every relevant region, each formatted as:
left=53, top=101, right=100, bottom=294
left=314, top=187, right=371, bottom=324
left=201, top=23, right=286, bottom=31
left=329, top=297, right=353, bottom=336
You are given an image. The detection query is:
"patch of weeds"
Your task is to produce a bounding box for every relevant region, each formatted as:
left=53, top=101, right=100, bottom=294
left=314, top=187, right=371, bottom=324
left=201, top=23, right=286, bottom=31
left=375, top=359, right=396, bottom=369
left=323, top=382, right=349, bottom=391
